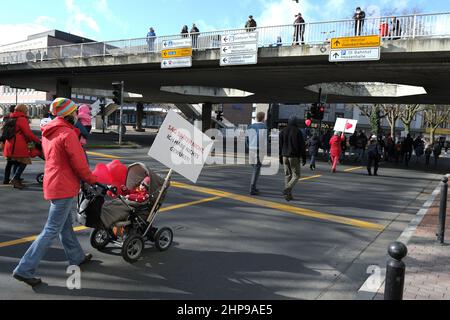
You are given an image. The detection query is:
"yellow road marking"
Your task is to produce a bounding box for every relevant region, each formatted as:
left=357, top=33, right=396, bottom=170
left=86, top=151, right=125, bottom=159
left=172, top=182, right=385, bottom=232
left=0, top=196, right=222, bottom=249
left=299, top=175, right=322, bottom=181
left=344, top=166, right=364, bottom=172
left=159, top=196, right=222, bottom=212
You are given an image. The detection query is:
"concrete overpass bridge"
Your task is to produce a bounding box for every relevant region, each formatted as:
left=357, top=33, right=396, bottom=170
left=1, top=12, right=450, bottom=115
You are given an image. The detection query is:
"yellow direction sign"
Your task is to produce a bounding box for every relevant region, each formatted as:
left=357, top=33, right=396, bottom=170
left=331, top=35, right=381, bottom=49
left=161, top=48, right=192, bottom=59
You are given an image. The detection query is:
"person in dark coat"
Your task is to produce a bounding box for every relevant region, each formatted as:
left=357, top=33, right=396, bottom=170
left=307, top=134, right=321, bottom=171
left=353, top=7, right=366, bottom=36
left=367, top=135, right=381, bottom=176
left=279, top=116, right=307, bottom=201
left=293, top=13, right=306, bottom=45
left=245, top=15, right=257, bottom=32
left=181, top=25, right=189, bottom=38
left=190, top=23, right=200, bottom=49
left=403, top=134, right=414, bottom=166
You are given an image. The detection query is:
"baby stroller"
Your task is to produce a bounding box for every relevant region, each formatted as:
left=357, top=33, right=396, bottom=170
left=77, top=163, right=174, bottom=263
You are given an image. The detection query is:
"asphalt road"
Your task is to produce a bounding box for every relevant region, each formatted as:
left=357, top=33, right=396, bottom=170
left=0, top=144, right=447, bottom=300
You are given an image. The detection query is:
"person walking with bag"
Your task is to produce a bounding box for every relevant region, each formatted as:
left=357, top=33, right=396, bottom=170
left=13, top=98, right=98, bottom=287
left=2, top=104, right=41, bottom=189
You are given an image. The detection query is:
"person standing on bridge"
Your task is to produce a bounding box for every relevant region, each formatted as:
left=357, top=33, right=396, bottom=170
left=279, top=116, right=307, bottom=201
left=181, top=25, right=189, bottom=38
left=245, top=15, right=257, bottom=32
left=13, top=98, right=98, bottom=288
left=146, top=27, right=156, bottom=52
left=329, top=131, right=345, bottom=173
left=190, top=24, right=200, bottom=49
left=353, top=7, right=366, bottom=36
left=293, top=13, right=306, bottom=45
left=247, top=112, right=267, bottom=196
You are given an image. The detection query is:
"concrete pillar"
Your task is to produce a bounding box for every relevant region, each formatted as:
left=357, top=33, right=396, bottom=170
left=202, top=103, right=212, bottom=133
left=56, top=80, right=72, bottom=99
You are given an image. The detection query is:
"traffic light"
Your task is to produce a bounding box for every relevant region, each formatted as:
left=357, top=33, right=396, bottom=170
left=318, top=104, right=326, bottom=121
left=112, top=82, right=123, bottom=105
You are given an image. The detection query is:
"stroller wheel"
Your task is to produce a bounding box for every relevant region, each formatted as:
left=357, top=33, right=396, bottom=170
left=90, top=228, right=110, bottom=251
left=122, top=234, right=145, bottom=263
left=36, top=173, right=44, bottom=185
left=155, top=227, right=173, bottom=252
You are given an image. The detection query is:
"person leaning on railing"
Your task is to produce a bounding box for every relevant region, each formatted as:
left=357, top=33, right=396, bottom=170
left=190, top=23, right=200, bottom=49
left=245, top=15, right=257, bottom=32
left=353, top=7, right=366, bottom=36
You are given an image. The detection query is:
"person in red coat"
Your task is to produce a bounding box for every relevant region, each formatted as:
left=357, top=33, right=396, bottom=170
left=329, top=131, right=345, bottom=173
left=2, top=104, right=41, bottom=189
left=13, top=98, right=98, bottom=287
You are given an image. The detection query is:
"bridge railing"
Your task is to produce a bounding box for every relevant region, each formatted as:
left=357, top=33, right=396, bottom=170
left=1, top=12, right=450, bottom=65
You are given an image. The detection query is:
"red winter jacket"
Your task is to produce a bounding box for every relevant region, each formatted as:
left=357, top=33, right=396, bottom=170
left=3, top=112, right=41, bottom=158
left=329, top=134, right=345, bottom=157
left=41, top=117, right=97, bottom=200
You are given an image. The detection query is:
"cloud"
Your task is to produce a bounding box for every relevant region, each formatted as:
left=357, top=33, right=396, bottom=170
left=65, top=0, right=100, bottom=36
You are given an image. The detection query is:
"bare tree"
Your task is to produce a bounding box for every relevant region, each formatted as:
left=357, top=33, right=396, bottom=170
left=423, top=105, right=450, bottom=144
left=380, top=104, right=402, bottom=137
left=399, top=104, right=423, bottom=135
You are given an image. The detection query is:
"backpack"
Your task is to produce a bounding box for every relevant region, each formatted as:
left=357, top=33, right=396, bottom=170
left=0, top=118, right=17, bottom=143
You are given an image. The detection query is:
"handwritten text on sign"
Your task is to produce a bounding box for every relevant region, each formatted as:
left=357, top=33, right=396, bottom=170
left=148, top=111, right=213, bottom=183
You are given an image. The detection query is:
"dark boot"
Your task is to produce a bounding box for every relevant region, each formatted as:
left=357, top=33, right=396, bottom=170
left=10, top=179, right=26, bottom=190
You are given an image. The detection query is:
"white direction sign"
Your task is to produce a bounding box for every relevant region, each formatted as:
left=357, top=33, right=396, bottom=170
left=329, top=47, right=380, bottom=62
left=220, top=54, right=257, bottom=66
left=220, top=32, right=258, bottom=67
left=162, top=38, right=192, bottom=49
left=148, top=110, right=214, bottom=184
left=161, top=57, right=192, bottom=69
left=221, top=43, right=258, bottom=55
left=221, top=32, right=258, bottom=44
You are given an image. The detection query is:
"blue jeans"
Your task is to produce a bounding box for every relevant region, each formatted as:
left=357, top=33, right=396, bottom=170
left=14, top=197, right=85, bottom=278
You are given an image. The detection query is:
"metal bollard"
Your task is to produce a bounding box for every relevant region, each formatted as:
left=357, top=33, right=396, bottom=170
left=437, top=176, right=449, bottom=245
left=384, top=242, right=408, bottom=300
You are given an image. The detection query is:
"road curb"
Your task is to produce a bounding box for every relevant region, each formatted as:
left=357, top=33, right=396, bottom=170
left=355, top=174, right=449, bottom=300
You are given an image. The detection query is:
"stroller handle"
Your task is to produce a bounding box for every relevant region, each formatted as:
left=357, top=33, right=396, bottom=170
left=95, top=183, right=118, bottom=195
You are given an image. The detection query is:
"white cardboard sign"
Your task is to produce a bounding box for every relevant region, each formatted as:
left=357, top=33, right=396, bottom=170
left=334, top=118, right=358, bottom=134
left=148, top=111, right=213, bottom=183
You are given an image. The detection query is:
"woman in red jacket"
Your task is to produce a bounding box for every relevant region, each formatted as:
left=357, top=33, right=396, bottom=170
left=3, top=104, right=41, bottom=189
left=329, top=131, right=345, bottom=173
left=13, top=98, right=98, bottom=287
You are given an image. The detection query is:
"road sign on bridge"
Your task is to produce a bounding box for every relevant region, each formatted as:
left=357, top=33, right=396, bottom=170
left=162, top=48, right=193, bottom=59
left=331, top=35, right=381, bottom=49
left=161, top=39, right=192, bottom=69
left=220, top=32, right=258, bottom=67
left=162, top=39, right=193, bottom=49
left=329, top=48, right=380, bottom=62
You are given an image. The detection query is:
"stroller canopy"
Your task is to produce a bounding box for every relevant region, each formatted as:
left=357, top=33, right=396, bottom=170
left=126, top=163, right=165, bottom=193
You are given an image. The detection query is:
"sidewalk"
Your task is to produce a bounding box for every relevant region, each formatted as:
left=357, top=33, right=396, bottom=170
left=375, top=181, right=450, bottom=300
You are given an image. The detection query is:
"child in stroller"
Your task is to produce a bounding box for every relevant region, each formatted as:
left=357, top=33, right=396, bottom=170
left=77, top=162, right=173, bottom=263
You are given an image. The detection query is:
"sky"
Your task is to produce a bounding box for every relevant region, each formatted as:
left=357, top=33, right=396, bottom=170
left=0, top=0, right=449, bottom=45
